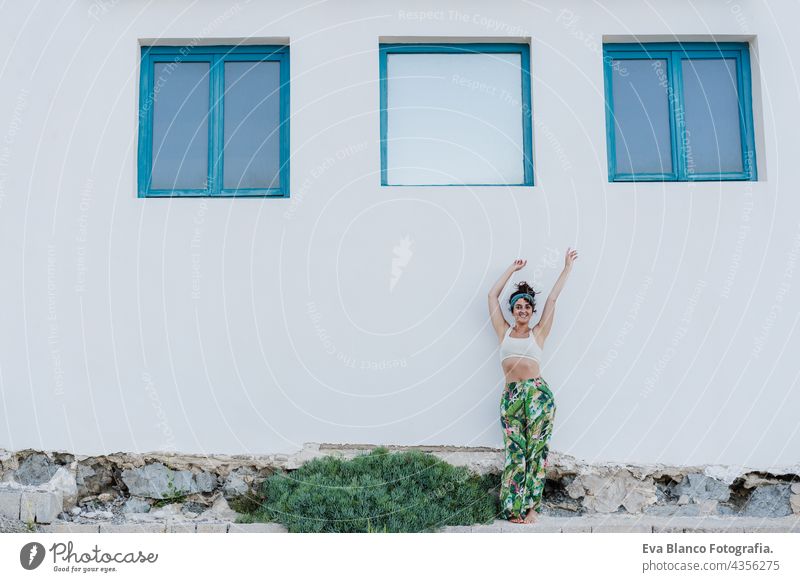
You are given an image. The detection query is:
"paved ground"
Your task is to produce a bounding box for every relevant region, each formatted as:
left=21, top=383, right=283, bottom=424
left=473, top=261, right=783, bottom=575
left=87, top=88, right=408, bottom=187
left=24, top=515, right=800, bottom=533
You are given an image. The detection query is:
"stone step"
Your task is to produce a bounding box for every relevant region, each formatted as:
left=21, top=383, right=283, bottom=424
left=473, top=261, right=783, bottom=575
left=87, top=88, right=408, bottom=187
left=34, top=515, right=800, bottom=533
left=442, top=516, right=800, bottom=533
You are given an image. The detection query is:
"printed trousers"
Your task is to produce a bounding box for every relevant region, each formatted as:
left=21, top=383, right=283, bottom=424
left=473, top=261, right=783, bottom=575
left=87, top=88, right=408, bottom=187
left=499, top=377, right=556, bottom=520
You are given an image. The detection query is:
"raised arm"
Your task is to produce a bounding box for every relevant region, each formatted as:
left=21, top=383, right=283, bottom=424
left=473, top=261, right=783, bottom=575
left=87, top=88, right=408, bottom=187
left=488, top=260, right=526, bottom=341
left=535, top=248, right=578, bottom=344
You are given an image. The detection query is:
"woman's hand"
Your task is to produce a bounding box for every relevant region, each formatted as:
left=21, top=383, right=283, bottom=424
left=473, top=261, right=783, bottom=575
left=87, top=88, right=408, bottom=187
left=510, top=259, right=527, bottom=272
left=565, top=247, right=578, bottom=269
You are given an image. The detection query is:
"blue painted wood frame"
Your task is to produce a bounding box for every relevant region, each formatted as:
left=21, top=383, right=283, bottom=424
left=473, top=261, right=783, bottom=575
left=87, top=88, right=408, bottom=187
left=137, top=45, right=290, bottom=198
left=379, top=43, right=534, bottom=187
left=603, top=42, right=757, bottom=182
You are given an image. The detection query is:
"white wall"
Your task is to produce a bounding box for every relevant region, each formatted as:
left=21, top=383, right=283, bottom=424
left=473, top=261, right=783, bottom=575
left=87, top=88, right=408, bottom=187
left=0, top=0, right=798, bottom=468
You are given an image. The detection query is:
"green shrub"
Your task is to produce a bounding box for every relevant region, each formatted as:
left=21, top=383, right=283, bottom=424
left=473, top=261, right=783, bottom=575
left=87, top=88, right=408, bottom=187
left=240, top=447, right=500, bottom=532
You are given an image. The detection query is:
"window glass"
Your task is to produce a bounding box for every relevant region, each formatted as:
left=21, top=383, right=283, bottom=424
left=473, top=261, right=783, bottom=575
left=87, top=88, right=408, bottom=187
left=223, top=61, right=282, bottom=189
left=681, top=58, right=743, bottom=174
left=151, top=62, right=210, bottom=190
left=381, top=45, right=532, bottom=186
left=139, top=46, right=289, bottom=197
left=603, top=43, right=756, bottom=181
left=611, top=59, right=673, bottom=175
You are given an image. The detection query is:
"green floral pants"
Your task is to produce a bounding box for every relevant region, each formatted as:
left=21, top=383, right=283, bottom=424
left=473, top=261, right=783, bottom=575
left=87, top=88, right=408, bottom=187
left=499, top=377, right=556, bottom=520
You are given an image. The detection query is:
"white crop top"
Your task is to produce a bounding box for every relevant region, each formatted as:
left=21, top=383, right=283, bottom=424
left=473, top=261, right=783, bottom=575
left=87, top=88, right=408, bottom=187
left=500, top=325, right=544, bottom=364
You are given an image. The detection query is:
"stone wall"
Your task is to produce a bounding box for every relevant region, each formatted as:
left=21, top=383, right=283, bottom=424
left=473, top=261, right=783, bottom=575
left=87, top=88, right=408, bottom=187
left=1, top=444, right=798, bottom=527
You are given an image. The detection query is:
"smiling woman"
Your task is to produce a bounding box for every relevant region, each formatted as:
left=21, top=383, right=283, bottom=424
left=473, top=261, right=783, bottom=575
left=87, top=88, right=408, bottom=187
left=487, top=249, right=578, bottom=524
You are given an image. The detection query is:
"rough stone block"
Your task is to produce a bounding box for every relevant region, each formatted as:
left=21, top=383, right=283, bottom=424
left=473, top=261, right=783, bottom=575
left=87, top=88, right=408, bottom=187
left=121, top=463, right=197, bottom=499
left=123, top=497, right=151, bottom=514
left=166, top=523, right=196, bottom=533
left=227, top=523, right=288, bottom=533
left=194, top=472, right=217, bottom=493
left=674, top=473, right=730, bottom=503
left=197, top=496, right=238, bottom=522
left=567, top=471, right=657, bottom=513
left=20, top=490, right=62, bottom=524
left=15, top=454, right=58, bottom=486
left=0, top=489, right=21, bottom=520
left=741, top=484, right=792, bottom=517
left=43, top=467, right=78, bottom=510
left=223, top=471, right=250, bottom=497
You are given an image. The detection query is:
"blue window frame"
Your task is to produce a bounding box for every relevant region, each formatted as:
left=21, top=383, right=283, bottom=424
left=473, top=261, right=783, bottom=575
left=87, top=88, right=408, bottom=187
left=379, top=43, right=534, bottom=186
left=137, top=45, right=290, bottom=197
left=603, top=42, right=756, bottom=182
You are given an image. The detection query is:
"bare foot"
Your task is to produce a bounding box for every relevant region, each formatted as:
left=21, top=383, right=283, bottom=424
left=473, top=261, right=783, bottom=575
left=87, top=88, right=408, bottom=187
left=508, top=516, right=525, bottom=524
left=522, top=509, right=538, bottom=524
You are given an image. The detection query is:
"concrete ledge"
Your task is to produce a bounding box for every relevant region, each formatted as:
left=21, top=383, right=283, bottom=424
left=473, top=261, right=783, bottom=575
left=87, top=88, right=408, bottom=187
left=591, top=525, right=654, bottom=533
left=469, top=524, right=503, bottom=533
left=35, top=516, right=800, bottom=533
left=560, top=524, right=593, bottom=533
left=40, top=523, right=100, bottom=533
left=165, top=523, right=196, bottom=533
left=441, top=525, right=472, bottom=533
left=228, top=523, right=288, bottom=533
left=441, top=516, right=800, bottom=533
left=99, top=523, right=166, bottom=533
left=196, top=523, right=229, bottom=533
left=504, top=524, right=562, bottom=533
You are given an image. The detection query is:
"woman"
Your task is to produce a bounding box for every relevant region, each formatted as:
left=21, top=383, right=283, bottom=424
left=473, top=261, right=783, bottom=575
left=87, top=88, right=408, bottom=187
left=487, top=248, right=578, bottom=523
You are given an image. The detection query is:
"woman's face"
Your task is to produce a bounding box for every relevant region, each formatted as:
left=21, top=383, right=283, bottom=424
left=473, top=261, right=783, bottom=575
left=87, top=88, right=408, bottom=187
left=513, top=299, right=532, bottom=321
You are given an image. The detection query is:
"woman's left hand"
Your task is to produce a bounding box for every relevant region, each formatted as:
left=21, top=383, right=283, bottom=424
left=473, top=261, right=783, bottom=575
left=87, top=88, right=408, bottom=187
left=565, top=247, right=578, bottom=268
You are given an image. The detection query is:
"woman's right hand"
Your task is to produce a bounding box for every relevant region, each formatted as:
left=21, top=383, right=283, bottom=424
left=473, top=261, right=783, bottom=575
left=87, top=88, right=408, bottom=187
left=510, top=259, right=527, bottom=272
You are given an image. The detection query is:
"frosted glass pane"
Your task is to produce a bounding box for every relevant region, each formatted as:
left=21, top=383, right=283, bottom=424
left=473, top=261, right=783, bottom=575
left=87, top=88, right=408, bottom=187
left=611, top=59, right=672, bottom=175
left=223, top=61, right=281, bottom=189
left=386, top=52, right=525, bottom=185
left=682, top=58, right=743, bottom=174
left=151, top=62, right=209, bottom=190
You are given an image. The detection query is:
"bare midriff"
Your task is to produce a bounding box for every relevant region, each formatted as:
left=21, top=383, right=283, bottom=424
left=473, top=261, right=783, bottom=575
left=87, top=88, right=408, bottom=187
left=502, top=357, right=542, bottom=384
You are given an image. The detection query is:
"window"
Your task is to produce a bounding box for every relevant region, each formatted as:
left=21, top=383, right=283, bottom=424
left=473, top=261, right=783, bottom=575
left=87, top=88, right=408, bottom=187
left=137, top=45, right=289, bottom=197
left=379, top=43, right=533, bottom=186
left=603, top=42, right=756, bottom=181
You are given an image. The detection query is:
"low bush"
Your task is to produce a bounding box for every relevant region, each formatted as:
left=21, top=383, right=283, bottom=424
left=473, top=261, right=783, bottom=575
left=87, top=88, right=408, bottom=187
left=239, top=447, right=500, bottom=532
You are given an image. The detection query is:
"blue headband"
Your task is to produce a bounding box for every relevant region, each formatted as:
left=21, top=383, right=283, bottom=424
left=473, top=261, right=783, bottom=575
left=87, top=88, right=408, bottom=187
left=509, top=292, right=535, bottom=310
